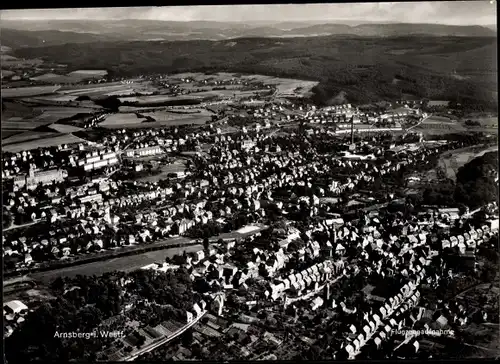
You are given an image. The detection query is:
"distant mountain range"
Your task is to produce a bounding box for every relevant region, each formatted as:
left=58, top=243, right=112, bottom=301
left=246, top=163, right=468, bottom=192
left=1, top=20, right=496, bottom=48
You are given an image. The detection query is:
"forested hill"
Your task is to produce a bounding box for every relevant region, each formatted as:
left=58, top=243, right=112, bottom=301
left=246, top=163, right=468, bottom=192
left=455, top=151, right=499, bottom=209
left=1, top=21, right=496, bottom=47
left=10, top=35, right=497, bottom=110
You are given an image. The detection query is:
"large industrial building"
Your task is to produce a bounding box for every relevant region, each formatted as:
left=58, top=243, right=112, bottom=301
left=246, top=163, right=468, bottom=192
left=14, top=168, right=68, bottom=190
left=126, top=145, right=163, bottom=158
left=78, top=150, right=118, bottom=171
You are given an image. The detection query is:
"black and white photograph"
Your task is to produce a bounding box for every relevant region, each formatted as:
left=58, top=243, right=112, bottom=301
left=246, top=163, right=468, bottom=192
left=1, top=1, right=499, bottom=362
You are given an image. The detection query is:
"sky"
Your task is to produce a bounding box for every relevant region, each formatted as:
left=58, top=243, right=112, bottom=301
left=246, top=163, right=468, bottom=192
left=0, top=2, right=497, bottom=26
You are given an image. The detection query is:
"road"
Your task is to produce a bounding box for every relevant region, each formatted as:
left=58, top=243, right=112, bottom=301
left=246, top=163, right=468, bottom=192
left=123, top=311, right=207, bottom=361
left=404, top=114, right=432, bottom=134
left=4, top=220, right=40, bottom=232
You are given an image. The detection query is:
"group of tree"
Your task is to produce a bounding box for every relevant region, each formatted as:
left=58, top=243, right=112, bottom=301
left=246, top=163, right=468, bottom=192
left=127, top=268, right=195, bottom=311
left=454, top=151, right=499, bottom=209
left=185, top=221, right=222, bottom=239
left=6, top=272, right=127, bottom=363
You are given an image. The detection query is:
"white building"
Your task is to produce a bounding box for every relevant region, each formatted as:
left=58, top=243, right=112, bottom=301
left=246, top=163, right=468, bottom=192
left=4, top=300, right=28, bottom=315
left=14, top=167, right=68, bottom=190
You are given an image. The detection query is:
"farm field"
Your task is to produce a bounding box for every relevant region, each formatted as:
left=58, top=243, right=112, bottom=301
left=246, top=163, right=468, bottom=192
left=118, top=105, right=168, bottom=112
left=423, top=115, right=457, bottom=124
left=2, top=133, right=84, bottom=153
left=476, top=117, right=497, bottom=125
left=1, top=58, right=44, bottom=69
left=1, top=130, right=23, bottom=140
left=100, top=113, right=146, bottom=127
left=2, top=69, right=16, bottom=78
left=58, top=81, right=128, bottom=91
left=68, top=69, right=108, bottom=77
left=48, top=123, right=83, bottom=133
left=168, top=107, right=213, bottom=113
left=61, top=85, right=136, bottom=97
left=31, top=95, right=79, bottom=102
left=104, top=88, right=138, bottom=96
left=33, top=106, right=98, bottom=115
left=2, top=130, right=60, bottom=145
left=0, top=54, right=18, bottom=61
left=189, top=88, right=271, bottom=98
left=140, top=111, right=196, bottom=122
left=118, top=94, right=201, bottom=104
left=416, top=121, right=466, bottom=133
left=8, top=108, right=98, bottom=126
left=57, top=80, right=159, bottom=97
left=2, top=85, right=61, bottom=98
left=465, top=116, right=498, bottom=128
left=238, top=74, right=319, bottom=97
left=171, top=72, right=215, bottom=80
left=428, top=100, right=450, bottom=107
left=158, top=115, right=211, bottom=126
left=30, top=73, right=76, bottom=83
left=1, top=120, right=54, bottom=130
left=102, top=117, right=210, bottom=129
left=141, top=109, right=213, bottom=121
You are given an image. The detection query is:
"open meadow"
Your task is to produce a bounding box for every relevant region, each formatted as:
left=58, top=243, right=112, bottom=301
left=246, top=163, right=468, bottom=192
left=2, top=130, right=60, bottom=144
left=1, top=130, right=23, bottom=140
left=68, top=69, right=107, bottom=77
left=141, top=109, right=213, bottom=123
left=1, top=120, right=54, bottom=130
left=2, top=85, right=61, bottom=98
left=100, top=113, right=147, bottom=127
left=136, top=160, right=187, bottom=183
left=29, top=70, right=108, bottom=84
left=189, top=88, right=271, bottom=98
left=58, top=80, right=158, bottom=97
left=33, top=106, right=98, bottom=116
left=30, top=73, right=76, bottom=84
left=47, top=123, right=84, bottom=133
left=2, top=69, right=16, bottom=78
left=465, top=115, right=498, bottom=128
left=239, top=74, right=319, bottom=97
left=422, top=115, right=457, bottom=124
left=31, top=95, right=79, bottom=102
left=2, top=133, right=84, bottom=153
left=118, top=94, right=201, bottom=104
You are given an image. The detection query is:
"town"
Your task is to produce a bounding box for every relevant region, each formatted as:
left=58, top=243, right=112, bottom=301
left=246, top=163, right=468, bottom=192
left=3, top=69, right=499, bottom=362
left=2, top=4, right=499, bottom=362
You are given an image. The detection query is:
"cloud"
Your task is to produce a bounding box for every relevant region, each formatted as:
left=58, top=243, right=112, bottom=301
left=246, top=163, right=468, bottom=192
left=0, top=2, right=496, bottom=25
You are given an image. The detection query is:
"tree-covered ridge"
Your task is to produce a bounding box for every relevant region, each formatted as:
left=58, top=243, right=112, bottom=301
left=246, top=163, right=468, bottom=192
left=10, top=35, right=497, bottom=111
left=455, top=151, right=499, bottom=209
